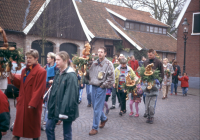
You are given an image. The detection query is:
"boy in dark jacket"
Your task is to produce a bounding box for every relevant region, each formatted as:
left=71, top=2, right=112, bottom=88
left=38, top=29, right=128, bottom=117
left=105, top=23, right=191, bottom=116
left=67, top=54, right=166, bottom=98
left=0, top=89, right=10, bottom=140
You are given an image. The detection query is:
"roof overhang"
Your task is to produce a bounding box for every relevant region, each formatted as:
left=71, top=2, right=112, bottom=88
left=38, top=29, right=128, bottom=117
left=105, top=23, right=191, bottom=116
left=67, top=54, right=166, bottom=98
left=72, top=0, right=95, bottom=42
left=23, top=0, right=51, bottom=35
left=106, top=19, right=142, bottom=51
left=175, top=0, right=191, bottom=28
left=105, top=8, right=127, bottom=21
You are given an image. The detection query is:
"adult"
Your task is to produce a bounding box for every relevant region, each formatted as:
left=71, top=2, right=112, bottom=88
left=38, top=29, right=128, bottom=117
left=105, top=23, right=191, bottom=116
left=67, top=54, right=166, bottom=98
left=171, top=60, right=181, bottom=95
left=10, top=49, right=46, bottom=140
left=0, top=89, right=10, bottom=140
left=114, top=58, right=137, bottom=116
left=143, top=49, right=164, bottom=118
left=43, top=52, right=58, bottom=125
left=139, top=56, right=146, bottom=67
left=162, top=58, right=174, bottom=99
left=88, top=46, right=114, bottom=135
left=46, top=51, right=79, bottom=140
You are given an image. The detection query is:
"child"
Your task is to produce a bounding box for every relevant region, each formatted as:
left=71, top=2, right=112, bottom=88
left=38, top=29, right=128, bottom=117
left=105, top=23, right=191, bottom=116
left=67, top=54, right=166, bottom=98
left=104, top=88, right=112, bottom=115
left=129, top=84, right=143, bottom=117
left=141, top=79, right=160, bottom=124
left=178, top=73, right=189, bottom=96
left=0, top=89, right=10, bottom=140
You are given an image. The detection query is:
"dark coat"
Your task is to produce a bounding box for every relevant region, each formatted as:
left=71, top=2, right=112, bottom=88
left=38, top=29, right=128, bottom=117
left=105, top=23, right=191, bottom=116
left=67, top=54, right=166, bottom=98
left=12, top=64, right=46, bottom=138
left=143, top=57, right=164, bottom=82
left=0, top=90, right=10, bottom=136
left=172, top=65, right=181, bottom=84
left=47, top=66, right=79, bottom=122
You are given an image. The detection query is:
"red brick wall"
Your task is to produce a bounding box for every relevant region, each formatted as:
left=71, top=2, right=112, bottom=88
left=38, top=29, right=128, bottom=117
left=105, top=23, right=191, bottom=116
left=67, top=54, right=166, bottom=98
left=0, top=31, right=25, bottom=52
left=176, top=0, right=200, bottom=77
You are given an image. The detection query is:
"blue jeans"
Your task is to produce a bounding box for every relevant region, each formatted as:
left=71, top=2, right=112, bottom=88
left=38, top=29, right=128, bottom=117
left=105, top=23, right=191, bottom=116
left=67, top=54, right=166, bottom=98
left=43, top=101, right=48, bottom=122
left=86, top=84, right=92, bottom=104
left=79, top=89, right=83, bottom=101
left=46, top=119, right=72, bottom=140
left=171, top=83, right=178, bottom=94
left=91, top=86, right=107, bottom=130
left=182, top=87, right=188, bottom=95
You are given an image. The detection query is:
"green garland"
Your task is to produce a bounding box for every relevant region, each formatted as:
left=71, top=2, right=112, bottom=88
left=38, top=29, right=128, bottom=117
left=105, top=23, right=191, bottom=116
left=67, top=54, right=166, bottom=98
left=137, top=65, right=162, bottom=83
left=0, top=48, right=24, bottom=69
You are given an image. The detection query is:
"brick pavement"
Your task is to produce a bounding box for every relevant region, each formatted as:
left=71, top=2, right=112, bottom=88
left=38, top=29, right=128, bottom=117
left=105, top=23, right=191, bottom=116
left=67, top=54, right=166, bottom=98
left=3, top=89, right=199, bottom=140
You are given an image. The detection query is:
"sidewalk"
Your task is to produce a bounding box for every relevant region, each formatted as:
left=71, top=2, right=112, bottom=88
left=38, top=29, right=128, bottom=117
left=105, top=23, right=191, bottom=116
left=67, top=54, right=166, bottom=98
left=176, top=87, right=200, bottom=96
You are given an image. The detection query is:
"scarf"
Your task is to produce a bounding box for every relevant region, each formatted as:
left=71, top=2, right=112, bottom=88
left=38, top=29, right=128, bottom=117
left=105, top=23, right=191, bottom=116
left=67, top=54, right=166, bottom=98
left=23, top=64, right=37, bottom=83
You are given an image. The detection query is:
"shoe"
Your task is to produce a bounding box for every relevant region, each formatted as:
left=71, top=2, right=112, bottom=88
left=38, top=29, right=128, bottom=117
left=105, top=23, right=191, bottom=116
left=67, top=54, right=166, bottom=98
left=12, top=136, right=20, bottom=140
left=87, top=104, right=91, bottom=107
left=162, top=97, right=165, bottom=99
left=185, top=93, right=187, bottom=96
left=33, top=138, right=40, bottom=140
left=175, top=93, right=177, bottom=95
left=119, top=111, right=123, bottom=116
left=106, top=109, right=109, bottom=115
left=135, top=114, right=139, bottom=117
left=170, top=93, right=172, bottom=95
left=123, top=110, right=126, bottom=114
left=89, top=129, right=98, bottom=135
left=146, top=117, right=150, bottom=123
left=99, top=118, right=108, bottom=128
left=143, top=113, right=147, bottom=118
left=110, top=106, right=115, bottom=109
left=149, top=117, right=154, bottom=124
left=129, top=112, right=134, bottom=116
left=183, top=94, right=185, bottom=96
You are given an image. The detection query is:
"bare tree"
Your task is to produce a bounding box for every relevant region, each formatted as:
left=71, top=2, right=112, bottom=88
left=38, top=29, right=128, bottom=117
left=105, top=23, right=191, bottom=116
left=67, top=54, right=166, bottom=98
left=93, top=0, right=185, bottom=34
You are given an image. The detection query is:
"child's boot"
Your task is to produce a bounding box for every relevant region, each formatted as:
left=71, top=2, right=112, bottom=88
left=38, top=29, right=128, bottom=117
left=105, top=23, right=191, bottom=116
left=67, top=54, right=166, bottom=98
left=146, top=117, right=150, bottom=123
left=149, top=117, right=154, bottom=124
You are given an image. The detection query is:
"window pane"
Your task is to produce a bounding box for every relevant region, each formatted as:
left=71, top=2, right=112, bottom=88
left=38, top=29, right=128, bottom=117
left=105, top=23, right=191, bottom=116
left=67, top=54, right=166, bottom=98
left=159, top=28, right=162, bottom=34
left=150, top=26, right=154, bottom=32
left=163, top=28, right=166, bottom=34
left=140, top=25, right=145, bottom=31
left=130, top=23, right=134, bottom=29
left=146, top=26, right=149, bottom=32
left=125, top=22, right=130, bottom=29
left=154, top=27, right=158, bottom=33
left=193, top=14, right=200, bottom=33
left=135, top=23, right=139, bottom=31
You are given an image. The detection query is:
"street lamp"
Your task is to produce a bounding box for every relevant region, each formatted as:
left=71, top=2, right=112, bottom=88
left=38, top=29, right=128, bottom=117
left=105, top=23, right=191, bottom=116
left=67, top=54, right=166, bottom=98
left=182, top=18, right=189, bottom=74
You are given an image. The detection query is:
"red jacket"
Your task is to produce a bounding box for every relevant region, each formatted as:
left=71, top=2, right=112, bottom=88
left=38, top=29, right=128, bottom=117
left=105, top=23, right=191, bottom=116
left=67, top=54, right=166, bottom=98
left=178, top=76, right=189, bottom=87
left=128, top=60, right=139, bottom=77
left=12, top=64, right=46, bottom=138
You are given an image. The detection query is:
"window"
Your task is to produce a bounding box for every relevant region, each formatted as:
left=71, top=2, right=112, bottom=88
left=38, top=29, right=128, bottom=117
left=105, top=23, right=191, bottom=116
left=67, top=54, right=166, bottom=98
left=125, top=22, right=130, bottom=29
left=150, top=26, right=154, bottom=32
left=146, top=26, right=149, bottom=32
left=159, top=28, right=162, bottom=34
left=140, top=24, right=145, bottom=31
left=154, top=27, right=158, bottom=33
left=130, top=23, right=134, bottom=29
left=192, top=12, right=200, bottom=34
left=135, top=23, right=140, bottom=31
left=163, top=28, right=166, bottom=34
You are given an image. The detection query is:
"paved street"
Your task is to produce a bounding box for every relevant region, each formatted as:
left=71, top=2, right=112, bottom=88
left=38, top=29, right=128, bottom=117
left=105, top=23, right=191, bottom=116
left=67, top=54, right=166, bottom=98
left=3, top=89, right=200, bottom=140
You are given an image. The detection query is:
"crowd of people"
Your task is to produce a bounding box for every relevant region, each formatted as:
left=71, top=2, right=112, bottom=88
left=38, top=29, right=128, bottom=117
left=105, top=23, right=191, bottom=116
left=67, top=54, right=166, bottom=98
left=0, top=47, right=189, bottom=140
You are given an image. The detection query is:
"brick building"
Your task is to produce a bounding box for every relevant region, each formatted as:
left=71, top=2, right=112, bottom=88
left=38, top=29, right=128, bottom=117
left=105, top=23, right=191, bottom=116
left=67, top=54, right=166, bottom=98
left=0, top=0, right=176, bottom=65
left=175, top=0, right=200, bottom=88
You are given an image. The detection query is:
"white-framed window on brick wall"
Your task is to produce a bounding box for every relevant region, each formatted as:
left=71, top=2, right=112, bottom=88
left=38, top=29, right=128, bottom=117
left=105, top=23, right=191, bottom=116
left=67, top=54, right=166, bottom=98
left=192, top=12, right=200, bottom=35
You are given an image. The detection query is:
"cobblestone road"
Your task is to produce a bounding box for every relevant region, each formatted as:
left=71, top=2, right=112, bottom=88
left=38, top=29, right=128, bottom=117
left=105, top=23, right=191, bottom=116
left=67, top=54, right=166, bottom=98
left=3, top=89, right=200, bottom=140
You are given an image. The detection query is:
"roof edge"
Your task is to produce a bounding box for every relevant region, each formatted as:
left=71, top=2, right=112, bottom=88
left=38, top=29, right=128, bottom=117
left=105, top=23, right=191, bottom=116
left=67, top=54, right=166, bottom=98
left=175, top=0, right=191, bottom=28
left=106, top=19, right=142, bottom=51
left=23, top=0, right=51, bottom=35
left=73, top=0, right=94, bottom=42
left=105, top=7, right=127, bottom=21
left=167, top=32, right=177, bottom=40
left=149, top=14, right=170, bottom=27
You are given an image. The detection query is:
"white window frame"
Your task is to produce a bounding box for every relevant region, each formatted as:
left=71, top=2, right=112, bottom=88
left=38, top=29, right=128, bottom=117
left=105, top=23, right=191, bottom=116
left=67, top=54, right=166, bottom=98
left=163, top=28, right=166, bottom=34
left=154, top=27, right=158, bottom=33
left=191, top=12, right=200, bottom=35
left=150, top=26, right=154, bottom=32
left=159, top=28, right=162, bottom=34
left=146, top=26, right=149, bottom=32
